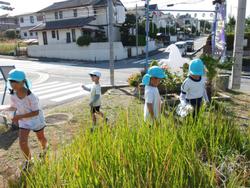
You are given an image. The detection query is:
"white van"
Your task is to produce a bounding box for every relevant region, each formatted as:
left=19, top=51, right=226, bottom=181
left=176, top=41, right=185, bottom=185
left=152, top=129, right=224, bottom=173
left=175, top=41, right=187, bottom=56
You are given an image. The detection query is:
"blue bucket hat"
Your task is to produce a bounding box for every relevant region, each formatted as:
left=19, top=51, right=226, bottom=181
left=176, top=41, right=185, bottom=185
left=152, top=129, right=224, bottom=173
left=189, top=59, right=204, bottom=76
left=7, top=69, right=32, bottom=89
left=142, top=66, right=167, bottom=85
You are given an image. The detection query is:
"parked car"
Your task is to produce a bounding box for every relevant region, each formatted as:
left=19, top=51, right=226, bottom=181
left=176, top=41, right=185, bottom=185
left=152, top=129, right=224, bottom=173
left=186, top=40, right=194, bottom=52
left=175, top=41, right=187, bottom=56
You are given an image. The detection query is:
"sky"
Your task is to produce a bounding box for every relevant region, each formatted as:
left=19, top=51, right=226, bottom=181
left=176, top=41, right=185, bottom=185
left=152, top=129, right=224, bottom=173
left=0, top=0, right=249, bottom=19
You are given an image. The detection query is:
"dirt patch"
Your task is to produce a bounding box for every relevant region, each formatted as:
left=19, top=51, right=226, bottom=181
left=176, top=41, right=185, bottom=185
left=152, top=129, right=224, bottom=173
left=45, top=113, right=73, bottom=126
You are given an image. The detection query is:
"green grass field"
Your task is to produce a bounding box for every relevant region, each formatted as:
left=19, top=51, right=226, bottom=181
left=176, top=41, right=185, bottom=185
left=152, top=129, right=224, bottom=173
left=20, top=105, right=249, bottom=188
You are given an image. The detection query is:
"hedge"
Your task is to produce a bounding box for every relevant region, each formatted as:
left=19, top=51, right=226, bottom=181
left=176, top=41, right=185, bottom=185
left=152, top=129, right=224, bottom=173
left=122, top=35, right=146, bottom=46
left=226, top=32, right=250, bottom=50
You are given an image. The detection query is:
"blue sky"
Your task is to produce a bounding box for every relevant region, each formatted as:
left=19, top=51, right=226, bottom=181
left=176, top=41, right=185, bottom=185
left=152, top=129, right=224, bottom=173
left=0, top=0, right=249, bottom=19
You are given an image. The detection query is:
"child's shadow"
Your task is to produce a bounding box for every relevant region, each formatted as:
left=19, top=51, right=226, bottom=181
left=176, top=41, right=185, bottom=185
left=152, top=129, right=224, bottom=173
left=0, top=128, right=18, bottom=150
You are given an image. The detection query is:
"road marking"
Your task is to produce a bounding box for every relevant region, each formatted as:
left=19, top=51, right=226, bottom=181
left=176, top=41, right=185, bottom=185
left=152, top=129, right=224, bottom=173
left=51, top=91, right=89, bottom=102
left=34, top=83, right=81, bottom=95
left=32, top=81, right=60, bottom=88
left=32, top=82, right=71, bottom=92
left=39, top=87, right=84, bottom=100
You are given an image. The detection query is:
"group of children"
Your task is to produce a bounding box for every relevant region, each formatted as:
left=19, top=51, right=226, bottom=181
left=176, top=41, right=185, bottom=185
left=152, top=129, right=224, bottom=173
left=143, top=58, right=209, bottom=122
left=0, top=58, right=208, bottom=171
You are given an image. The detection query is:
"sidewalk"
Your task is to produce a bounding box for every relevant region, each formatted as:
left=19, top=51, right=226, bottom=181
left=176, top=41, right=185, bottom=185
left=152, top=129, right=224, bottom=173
left=0, top=48, right=165, bottom=64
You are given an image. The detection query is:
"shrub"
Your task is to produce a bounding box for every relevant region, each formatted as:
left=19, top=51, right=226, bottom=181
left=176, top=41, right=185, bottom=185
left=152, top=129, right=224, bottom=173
left=122, top=35, right=146, bottom=46
left=128, top=60, right=184, bottom=93
left=4, top=29, right=16, bottom=39
left=128, top=72, right=143, bottom=87
left=77, top=35, right=91, bottom=46
left=226, top=32, right=250, bottom=50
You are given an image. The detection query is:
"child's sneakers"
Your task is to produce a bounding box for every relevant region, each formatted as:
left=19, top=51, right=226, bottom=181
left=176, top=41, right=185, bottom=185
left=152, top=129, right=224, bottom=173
left=21, top=159, right=33, bottom=172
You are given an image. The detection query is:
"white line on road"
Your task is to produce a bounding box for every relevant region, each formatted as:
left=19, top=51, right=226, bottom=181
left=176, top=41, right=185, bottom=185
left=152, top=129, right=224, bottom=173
left=34, top=83, right=81, bottom=95
left=32, top=81, right=60, bottom=88
left=51, top=91, right=89, bottom=102
left=39, top=88, right=84, bottom=100
left=32, top=82, right=71, bottom=92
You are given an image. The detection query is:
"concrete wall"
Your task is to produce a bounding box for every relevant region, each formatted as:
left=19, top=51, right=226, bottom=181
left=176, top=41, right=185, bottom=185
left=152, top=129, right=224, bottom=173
left=28, top=41, right=158, bottom=61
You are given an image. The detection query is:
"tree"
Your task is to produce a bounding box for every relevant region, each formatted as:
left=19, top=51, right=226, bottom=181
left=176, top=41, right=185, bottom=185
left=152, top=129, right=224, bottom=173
left=227, top=16, right=236, bottom=33
left=4, top=29, right=16, bottom=39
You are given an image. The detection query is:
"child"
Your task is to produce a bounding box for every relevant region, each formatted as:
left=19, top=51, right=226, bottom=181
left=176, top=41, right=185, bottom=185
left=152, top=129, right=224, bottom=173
left=179, top=59, right=209, bottom=117
left=1, top=69, right=48, bottom=171
left=82, top=70, right=106, bottom=130
left=142, top=66, right=167, bottom=123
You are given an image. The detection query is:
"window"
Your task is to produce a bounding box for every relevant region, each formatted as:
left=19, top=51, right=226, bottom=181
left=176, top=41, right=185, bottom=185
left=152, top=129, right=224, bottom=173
left=37, top=15, right=43, bottom=22
left=66, top=32, right=71, bottom=43
left=56, top=30, right=59, bottom=40
left=71, top=29, right=76, bottom=42
left=42, top=31, right=48, bottom=45
left=73, top=9, right=78, bottom=17
left=24, top=32, right=27, bottom=37
left=36, top=32, right=38, bottom=36
left=59, top=11, right=63, bottom=19
left=55, top=12, right=58, bottom=20
left=82, top=30, right=90, bottom=37
left=30, top=32, right=33, bottom=36
left=52, top=30, right=56, bottom=38
left=20, top=17, right=24, bottom=23
left=30, top=16, right=34, bottom=23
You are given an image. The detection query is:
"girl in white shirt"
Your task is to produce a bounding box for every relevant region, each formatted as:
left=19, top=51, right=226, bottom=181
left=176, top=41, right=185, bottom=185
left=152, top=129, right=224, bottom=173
left=4, top=69, right=48, bottom=171
left=180, top=59, right=209, bottom=117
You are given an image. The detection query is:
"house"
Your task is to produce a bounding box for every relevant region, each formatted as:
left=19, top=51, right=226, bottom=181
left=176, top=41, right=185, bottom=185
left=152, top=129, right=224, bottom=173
left=176, top=14, right=200, bottom=34
left=0, top=14, right=18, bottom=32
left=16, top=12, right=44, bottom=39
left=127, top=4, right=164, bottom=29
left=30, top=0, right=126, bottom=46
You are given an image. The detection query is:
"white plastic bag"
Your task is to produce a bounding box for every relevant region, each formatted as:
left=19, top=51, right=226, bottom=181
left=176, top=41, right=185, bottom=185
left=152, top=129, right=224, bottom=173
left=176, top=103, right=193, bottom=117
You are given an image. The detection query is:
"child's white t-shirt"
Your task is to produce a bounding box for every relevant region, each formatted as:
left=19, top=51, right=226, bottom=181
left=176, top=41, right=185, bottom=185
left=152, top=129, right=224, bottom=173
left=10, top=92, right=46, bottom=131
left=181, top=76, right=206, bottom=99
left=144, top=85, right=161, bottom=122
left=90, top=83, right=101, bottom=107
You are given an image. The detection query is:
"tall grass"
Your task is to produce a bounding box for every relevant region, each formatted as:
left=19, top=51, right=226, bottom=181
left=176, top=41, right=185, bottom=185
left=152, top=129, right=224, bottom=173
left=22, top=107, right=249, bottom=188
left=0, top=42, right=16, bottom=55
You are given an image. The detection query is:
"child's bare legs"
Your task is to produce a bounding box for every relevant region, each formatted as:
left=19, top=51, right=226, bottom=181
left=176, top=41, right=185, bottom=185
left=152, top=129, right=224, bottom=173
left=92, top=112, right=97, bottom=125
left=96, top=111, right=104, bottom=118
left=35, top=129, right=47, bottom=150
left=19, top=129, right=31, bottom=161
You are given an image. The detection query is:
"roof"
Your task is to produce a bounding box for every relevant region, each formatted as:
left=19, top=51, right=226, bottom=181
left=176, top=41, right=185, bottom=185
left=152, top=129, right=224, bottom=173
left=15, top=12, right=38, bottom=17
left=38, top=0, right=124, bottom=13
left=38, top=0, right=102, bottom=12
left=30, top=16, right=95, bottom=31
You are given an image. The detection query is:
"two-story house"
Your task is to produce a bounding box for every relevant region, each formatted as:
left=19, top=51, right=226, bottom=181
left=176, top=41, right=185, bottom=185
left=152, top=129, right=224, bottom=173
left=30, top=0, right=126, bottom=46
left=0, top=14, right=18, bottom=32
left=17, top=12, right=44, bottom=39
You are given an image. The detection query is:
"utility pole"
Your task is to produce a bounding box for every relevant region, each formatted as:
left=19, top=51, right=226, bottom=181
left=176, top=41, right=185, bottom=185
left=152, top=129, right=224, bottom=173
left=232, top=0, right=247, bottom=89
left=108, top=0, right=114, bottom=86
left=145, top=0, right=150, bottom=66
left=136, top=4, right=139, bottom=57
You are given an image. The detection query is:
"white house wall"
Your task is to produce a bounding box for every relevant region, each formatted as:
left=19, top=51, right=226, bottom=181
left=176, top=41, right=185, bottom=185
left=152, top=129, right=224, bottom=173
left=28, top=41, right=158, bottom=61
left=37, top=28, right=82, bottom=45
left=18, top=14, right=42, bottom=28
left=44, top=6, right=95, bottom=22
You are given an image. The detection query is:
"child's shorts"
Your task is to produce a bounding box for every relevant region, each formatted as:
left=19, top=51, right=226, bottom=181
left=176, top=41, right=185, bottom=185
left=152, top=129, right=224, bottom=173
left=91, top=106, right=100, bottom=113
left=19, top=125, right=46, bottom=132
